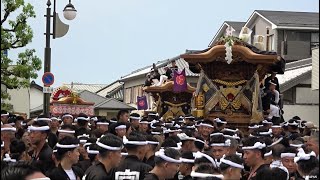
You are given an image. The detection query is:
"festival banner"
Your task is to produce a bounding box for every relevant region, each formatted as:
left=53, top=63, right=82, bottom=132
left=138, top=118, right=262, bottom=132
left=173, top=68, right=187, bottom=92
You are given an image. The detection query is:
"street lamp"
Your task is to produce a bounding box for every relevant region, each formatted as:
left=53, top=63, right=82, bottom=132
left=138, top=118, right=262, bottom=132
left=43, top=0, right=77, bottom=117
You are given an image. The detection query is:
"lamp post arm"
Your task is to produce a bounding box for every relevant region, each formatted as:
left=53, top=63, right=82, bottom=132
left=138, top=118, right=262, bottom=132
left=53, top=0, right=56, bottom=39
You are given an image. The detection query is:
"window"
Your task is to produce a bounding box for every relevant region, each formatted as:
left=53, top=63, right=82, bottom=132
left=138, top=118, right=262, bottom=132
left=311, top=32, right=319, bottom=48
left=124, top=88, right=131, bottom=104
left=285, top=31, right=310, bottom=41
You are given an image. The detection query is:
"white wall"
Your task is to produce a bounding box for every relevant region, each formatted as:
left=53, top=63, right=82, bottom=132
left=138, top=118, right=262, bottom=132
left=312, top=48, right=319, bottom=90
left=283, top=105, right=319, bottom=126
left=6, top=88, right=30, bottom=117
left=295, top=87, right=319, bottom=104
left=29, top=87, right=43, bottom=110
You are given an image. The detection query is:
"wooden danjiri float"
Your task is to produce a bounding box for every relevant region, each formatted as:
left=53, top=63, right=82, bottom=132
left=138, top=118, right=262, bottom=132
left=142, top=64, right=196, bottom=121
left=181, top=36, right=285, bottom=129
left=50, top=86, right=95, bottom=116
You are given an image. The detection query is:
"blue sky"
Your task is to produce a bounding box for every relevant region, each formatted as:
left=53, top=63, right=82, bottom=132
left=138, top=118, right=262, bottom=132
left=10, top=0, right=319, bottom=87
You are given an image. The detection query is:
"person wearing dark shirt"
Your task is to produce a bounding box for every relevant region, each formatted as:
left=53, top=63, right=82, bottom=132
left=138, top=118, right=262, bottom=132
left=165, top=61, right=179, bottom=80
left=116, top=133, right=152, bottom=180
left=264, top=71, right=280, bottom=93
left=28, top=121, right=55, bottom=174
left=83, top=133, right=123, bottom=180
left=242, top=137, right=269, bottom=180
left=144, top=135, right=160, bottom=168
left=144, top=148, right=181, bottom=180
left=179, top=151, right=195, bottom=180
left=47, top=136, right=84, bottom=180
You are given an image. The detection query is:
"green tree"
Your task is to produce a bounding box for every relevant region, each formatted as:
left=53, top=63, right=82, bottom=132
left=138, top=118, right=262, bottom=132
left=1, top=0, right=42, bottom=111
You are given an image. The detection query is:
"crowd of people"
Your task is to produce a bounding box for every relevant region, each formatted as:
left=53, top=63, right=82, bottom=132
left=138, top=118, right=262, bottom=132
left=1, top=109, right=319, bottom=180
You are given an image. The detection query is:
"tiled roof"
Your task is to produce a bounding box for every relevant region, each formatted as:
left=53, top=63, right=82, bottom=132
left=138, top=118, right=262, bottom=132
left=278, top=59, right=312, bottom=92
left=62, top=83, right=107, bottom=93
left=225, top=21, right=246, bottom=32
left=120, top=56, right=198, bottom=81
left=96, top=81, right=124, bottom=100
left=256, top=10, right=319, bottom=28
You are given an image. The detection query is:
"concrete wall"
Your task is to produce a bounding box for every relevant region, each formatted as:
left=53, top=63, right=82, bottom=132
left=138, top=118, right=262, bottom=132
left=96, top=109, right=118, bottom=119
left=6, top=88, right=30, bottom=117
left=29, top=87, right=43, bottom=110
left=295, top=87, right=319, bottom=104
left=283, top=105, right=319, bottom=126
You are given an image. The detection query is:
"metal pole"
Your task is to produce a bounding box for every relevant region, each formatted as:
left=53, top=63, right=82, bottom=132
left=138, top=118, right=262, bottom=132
left=43, top=0, right=52, bottom=117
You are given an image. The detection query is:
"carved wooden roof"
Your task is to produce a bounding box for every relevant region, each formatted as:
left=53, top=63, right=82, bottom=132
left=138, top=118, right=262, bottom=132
left=143, top=81, right=196, bottom=94
left=181, top=44, right=279, bottom=64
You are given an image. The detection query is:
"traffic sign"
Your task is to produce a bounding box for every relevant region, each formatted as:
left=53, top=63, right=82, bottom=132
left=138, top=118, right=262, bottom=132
left=43, top=87, right=54, bottom=93
left=42, top=72, right=54, bottom=86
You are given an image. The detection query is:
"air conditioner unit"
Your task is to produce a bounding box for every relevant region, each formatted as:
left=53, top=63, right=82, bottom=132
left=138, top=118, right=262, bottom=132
left=254, top=35, right=265, bottom=51
left=239, top=27, right=252, bottom=44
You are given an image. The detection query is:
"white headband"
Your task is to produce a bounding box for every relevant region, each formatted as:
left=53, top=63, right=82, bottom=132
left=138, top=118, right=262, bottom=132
left=262, top=120, right=273, bottom=124
left=242, top=142, right=266, bottom=150
left=197, top=123, right=214, bottom=128
left=80, top=140, right=87, bottom=144
left=1, top=141, right=4, bottom=148
left=281, top=153, right=296, bottom=158
left=264, top=150, right=273, bottom=157
left=185, top=125, right=196, bottom=129
left=28, top=126, right=50, bottom=131
left=3, top=154, right=16, bottom=162
left=290, top=144, right=303, bottom=148
left=62, top=114, right=73, bottom=119
left=177, top=133, right=196, bottom=141
left=210, top=139, right=231, bottom=147
left=181, top=158, right=195, bottom=163
left=139, top=120, right=151, bottom=124
left=185, top=116, right=195, bottom=119
left=36, top=118, right=52, bottom=122
left=214, top=118, right=227, bottom=124
left=51, top=117, right=58, bottom=121
left=190, top=171, right=224, bottom=179
left=155, top=149, right=182, bottom=163
left=90, top=117, right=98, bottom=121
left=115, top=125, right=127, bottom=129
left=86, top=147, right=99, bottom=154
left=259, top=129, right=272, bottom=135
left=58, top=129, right=75, bottom=134
left=151, top=131, right=162, bottom=135
left=76, top=117, right=90, bottom=121
left=272, top=125, right=282, bottom=128
left=83, top=143, right=92, bottom=148
left=269, top=80, right=277, bottom=86
left=1, top=127, right=16, bottom=132
left=53, top=149, right=57, bottom=153
left=96, top=122, right=109, bottom=125
left=1, top=113, right=9, bottom=116
left=268, top=137, right=283, bottom=147
left=294, top=148, right=316, bottom=163
left=77, top=134, right=90, bottom=139
left=121, top=152, right=128, bottom=156
left=288, top=122, right=299, bottom=126
left=96, top=141, right=123, bottom=151
left=223, top=134, right=240, bottom=140
left=110, top=120, right=117, bottom=123
left=194, top=151, right=218, bottom=168
left=248, top=125, right=260, bottom=129
left=164, top=129, right=182, bottom=133
left=123, top=136, right=148, bottom=145
left=236, top=152, right=242, bottom=157
left=56, top=143, right=79, bottom=149
left=220, top=157, right=244, bottom=169
left=210, top=132, right=224, bottom=137
left=147, top=141, right=159, bottom=145
left=195, top=139, right=206, bottom=144
left=130, top=116, right=141, bottom=120
left=223, top=128, right=238, bottom=133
